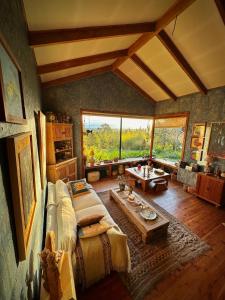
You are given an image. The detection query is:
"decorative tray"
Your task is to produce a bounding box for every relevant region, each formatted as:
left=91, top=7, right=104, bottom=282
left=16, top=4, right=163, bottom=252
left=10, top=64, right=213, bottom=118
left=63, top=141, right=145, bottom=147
left=140, top=208, right=157, bottom=220
left=154, top=169, right=164, bottom=175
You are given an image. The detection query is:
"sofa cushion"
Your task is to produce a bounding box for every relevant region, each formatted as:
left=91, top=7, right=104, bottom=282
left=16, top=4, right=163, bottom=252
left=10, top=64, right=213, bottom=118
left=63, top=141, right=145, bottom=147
left=77, top=214, right=104, bottom=227
left=55, top=180, right=71, bottom=204
left=75, top=204, right=117, bottom=228
left=46, top=205, right=58, bottom=249
left=57, top=196, right=77, bottom=251
left=68, top=179, right=91, bottom=198
left=47, top=182, right=57, bottom=207
left=72, top=189, right=102, bottom=211
left=78, top=221, right=111, bottom=239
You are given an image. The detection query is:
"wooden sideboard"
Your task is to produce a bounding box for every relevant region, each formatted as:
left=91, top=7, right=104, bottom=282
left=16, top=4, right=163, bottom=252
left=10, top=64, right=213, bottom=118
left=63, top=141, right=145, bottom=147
left=196, top=173, right=225, bottom=206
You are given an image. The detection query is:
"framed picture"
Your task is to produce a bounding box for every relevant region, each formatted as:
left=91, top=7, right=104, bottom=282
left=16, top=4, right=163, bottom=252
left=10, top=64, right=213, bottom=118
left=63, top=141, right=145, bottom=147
left=191, top=150, right=203, bottom=161
left=37, top=111, right=46, bottom=189
left=191, top=137, right=204, bottom=150
left=192, top=123, right=206, bottom=138
left=0, top=33, right=26, bottom=124
left=7, top=132, right=36, bottom=261
left=208, top=122, right=225, bottom=158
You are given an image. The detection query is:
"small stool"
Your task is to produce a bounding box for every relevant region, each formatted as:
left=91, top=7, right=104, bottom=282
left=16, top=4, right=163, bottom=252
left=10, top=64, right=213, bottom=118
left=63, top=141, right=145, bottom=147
left=149, top=178, right=168, bottom=192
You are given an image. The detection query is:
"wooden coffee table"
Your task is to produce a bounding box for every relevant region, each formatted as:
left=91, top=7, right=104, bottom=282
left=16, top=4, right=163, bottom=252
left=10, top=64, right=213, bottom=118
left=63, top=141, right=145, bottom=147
left=110, top=188, right=170, bottom=243
left=125, top=167, right=170, bottom=192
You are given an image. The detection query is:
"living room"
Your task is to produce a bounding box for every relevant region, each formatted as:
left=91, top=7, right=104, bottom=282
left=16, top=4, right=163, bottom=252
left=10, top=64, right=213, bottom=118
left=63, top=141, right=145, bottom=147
left=0, top=0, right=225, bottom=299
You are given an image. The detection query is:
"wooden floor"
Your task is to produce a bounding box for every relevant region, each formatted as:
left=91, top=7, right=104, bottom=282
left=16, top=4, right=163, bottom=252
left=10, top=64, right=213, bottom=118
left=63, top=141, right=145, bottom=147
left=78, top=179, right=225, bottom=300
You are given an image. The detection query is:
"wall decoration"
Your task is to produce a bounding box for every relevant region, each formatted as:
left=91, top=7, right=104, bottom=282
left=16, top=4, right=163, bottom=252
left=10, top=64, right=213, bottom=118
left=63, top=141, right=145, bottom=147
left=37, top=111, right=46, bottom=189
left=208, top=122, right=225, bottom=158
left=191, top=137, right=204, bottom=150
left=7, top=132, right=36, bottom=261
left=0, top=33, right=26, bottom=124
left=192, top=123, right=206, bottom=137
left=191, top=150, right=202, bottom=161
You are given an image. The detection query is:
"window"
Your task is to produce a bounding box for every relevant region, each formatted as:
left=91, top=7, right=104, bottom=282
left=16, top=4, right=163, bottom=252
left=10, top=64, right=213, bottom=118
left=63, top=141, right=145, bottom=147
left=82, top=114, right=152, bottom=161
left=121, top=118, right=152, bottom=159
left=152, top=117, right=187, bottom=162
left=83, top=115, right=120, bottom=161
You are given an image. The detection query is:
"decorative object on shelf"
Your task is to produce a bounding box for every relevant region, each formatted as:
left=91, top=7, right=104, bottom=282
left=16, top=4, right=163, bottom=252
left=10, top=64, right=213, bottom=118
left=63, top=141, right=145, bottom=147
left=0, top=34, right=26, bottom=124
left=88, top=149, right=95, bottom=167
left=204, top=155, right=213, bottom=173
left=7, top=132, right=37, bottom=261
left=191, top=150, right=202, bottom=161
left=37, top=111, right=46, bottom=189
left=192, top=123, right=206, bottom=137
left=46, top=111, right=56, bottom=123
left=208, top=122, right=225, bottom=158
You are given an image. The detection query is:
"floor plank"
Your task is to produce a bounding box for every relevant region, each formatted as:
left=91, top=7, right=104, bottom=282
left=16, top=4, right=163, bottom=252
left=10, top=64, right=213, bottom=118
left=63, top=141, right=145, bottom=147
left=77, top=179, right=225, bottom=300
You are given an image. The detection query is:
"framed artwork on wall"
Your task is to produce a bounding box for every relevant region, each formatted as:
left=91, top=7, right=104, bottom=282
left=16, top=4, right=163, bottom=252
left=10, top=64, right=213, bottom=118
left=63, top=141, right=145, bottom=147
left=37, top=111, right=46, bottom=189
left=0, top=33, right=26, bottom=124
left=191, top=137, right=204, bottom=150
left=192, top=123, right=206, bottom=138
left=7, top=132, right=36, bottom=261
left=208, top=122, right=225, bottom=159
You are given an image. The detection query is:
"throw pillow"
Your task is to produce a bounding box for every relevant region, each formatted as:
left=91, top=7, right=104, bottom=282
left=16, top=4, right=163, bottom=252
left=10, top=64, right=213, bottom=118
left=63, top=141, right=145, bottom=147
left=68, top=179, right=91, bottom=198
left=77, top=214, right=104, bottom=227
left=78, top=221, right=111, bottom=239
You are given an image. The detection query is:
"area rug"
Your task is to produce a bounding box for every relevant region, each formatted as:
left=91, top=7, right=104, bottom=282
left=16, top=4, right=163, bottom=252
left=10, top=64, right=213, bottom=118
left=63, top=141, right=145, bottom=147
left=98, top=190, right=210, bottom=300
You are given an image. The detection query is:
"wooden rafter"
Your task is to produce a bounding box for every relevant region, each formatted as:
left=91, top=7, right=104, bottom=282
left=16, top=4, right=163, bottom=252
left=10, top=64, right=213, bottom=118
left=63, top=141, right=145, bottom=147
left=29, top=23, right=155, bottom=47
left=42, top=65, right=112, bottom=88
left=113, top=69, right=156, bottom=104
left=37, top=49, right=128, bottom=74
left=131, top=54, right=177, bottom=100
left=112, top=0, right=196, bottom=69
left=157, top=30, right=207, bottom=94
left=215, top=0, right=225, bottom=25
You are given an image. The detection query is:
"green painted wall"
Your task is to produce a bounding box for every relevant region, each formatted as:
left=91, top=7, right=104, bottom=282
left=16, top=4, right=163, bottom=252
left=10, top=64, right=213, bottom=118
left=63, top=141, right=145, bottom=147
left=0, top=0, right=45, bottom=299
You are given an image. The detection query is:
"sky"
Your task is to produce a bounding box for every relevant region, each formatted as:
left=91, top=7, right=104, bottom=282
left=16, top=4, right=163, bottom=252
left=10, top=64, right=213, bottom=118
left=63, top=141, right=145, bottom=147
left=83, top=115, right=152, bottom=130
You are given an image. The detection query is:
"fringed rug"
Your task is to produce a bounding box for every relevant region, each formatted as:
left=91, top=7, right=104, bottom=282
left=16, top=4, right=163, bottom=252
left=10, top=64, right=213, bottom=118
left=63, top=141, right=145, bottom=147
left=98, top=190, right=210, bottom=300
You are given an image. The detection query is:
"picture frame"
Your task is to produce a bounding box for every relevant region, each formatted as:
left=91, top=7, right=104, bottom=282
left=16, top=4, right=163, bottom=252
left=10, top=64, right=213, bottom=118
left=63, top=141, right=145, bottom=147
left=37, top=111, right=46, bottom=189
left=192, top=123, right=206, bottom=138
left=191, top=137, right=204, bottom=150
left=208, top=122, right=225, bottom=159
left=7, top=132, right=36, bottom=261
left=0, top=33, right=26, bottom=124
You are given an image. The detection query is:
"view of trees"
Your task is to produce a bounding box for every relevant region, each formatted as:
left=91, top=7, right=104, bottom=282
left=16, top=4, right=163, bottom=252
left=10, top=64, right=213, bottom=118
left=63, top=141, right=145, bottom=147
left=83, top=115, right=184, bottom=163
left=152, top=127, right=184, bottom=161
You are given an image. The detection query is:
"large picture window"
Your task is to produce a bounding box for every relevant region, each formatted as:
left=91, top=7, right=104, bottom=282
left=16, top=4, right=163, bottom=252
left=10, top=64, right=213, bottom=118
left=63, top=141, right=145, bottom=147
left=83, top=114, right=153, bottom=161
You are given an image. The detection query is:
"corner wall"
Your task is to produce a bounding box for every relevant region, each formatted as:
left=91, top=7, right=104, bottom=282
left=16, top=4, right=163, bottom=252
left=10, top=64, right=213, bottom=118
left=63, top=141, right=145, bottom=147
left=0, top=0, right=44, bottom=299
left=43, top=72, right=155, bottom=176
left=155, top=86, right=225, bottom=169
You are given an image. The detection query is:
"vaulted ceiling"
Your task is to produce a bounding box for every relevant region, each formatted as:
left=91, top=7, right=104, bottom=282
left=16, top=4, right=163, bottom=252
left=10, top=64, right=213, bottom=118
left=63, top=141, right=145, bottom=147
left=23, top=0, right=225, bottom=103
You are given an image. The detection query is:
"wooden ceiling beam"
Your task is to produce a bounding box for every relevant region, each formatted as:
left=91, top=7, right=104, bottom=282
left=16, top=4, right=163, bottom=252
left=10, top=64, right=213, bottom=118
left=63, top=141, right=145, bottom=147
left=42, top=65, right=112, bottom=88
left=113, top=69, right=156, bottom=104
left=37, top=49, right=128, bottom=74
left=131, top=54, right=177, bottom=100
left=29, top=23, right=155, bottom=47
left=215, top=0, right=225, bottom=25
left=157, top=30, right=207, bottom=94
left=112, top=0, right=196, bottom=69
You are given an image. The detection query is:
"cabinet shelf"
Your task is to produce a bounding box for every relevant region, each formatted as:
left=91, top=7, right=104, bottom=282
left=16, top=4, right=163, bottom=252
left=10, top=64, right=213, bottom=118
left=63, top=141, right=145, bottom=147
left=55, top=147, right=73, bottom=153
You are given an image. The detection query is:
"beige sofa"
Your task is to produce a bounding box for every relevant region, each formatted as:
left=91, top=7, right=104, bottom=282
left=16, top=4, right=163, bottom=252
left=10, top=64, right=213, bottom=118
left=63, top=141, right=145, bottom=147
left=46, top=180, right=131, bottom=289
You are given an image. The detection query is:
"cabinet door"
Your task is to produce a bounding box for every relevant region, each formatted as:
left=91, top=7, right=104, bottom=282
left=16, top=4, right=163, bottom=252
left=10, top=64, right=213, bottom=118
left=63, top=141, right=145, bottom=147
left=66, top=160, right=77, bottom=181
left=64, top=125, right=72, bottom=139
left=55, top=165, right=68, bottom=182
left=198, top=176, right=211, bottom=199
left=198, top=175, right=224, bottom=204
left=208, top=180, right=224, bottom=204
left=53, top=125, right=66, bottom=140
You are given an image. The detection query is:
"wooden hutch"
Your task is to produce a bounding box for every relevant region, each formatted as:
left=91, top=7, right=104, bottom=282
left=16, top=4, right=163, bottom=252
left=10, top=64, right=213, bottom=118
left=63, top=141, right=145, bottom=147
left=46, top=122, right=77, bottom=183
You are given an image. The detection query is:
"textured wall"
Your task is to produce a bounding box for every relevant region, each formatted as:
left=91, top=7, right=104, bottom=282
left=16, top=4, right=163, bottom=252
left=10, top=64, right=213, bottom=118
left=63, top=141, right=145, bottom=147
left=155, top=86, right=225, bottom=170
left=0, top=0, right=45, bottom=299
left=43, top=72, right=155, bottom=175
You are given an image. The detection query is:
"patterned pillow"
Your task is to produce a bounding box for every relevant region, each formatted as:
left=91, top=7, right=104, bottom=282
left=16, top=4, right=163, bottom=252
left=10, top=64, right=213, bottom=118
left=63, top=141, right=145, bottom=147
left=77, top=214, right=104, bottom=227
left=68, top=179, right=91, bottom=198
left=78, top=221, right=111, bottom=239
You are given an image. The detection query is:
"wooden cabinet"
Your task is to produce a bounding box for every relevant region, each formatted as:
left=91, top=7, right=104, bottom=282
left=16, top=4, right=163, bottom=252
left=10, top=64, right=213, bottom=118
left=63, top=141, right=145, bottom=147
left=196, top=173, right=225, bottom=206
left=46, top=122, right=77, bottom=183
left=47, top=158, right=77, bottom=183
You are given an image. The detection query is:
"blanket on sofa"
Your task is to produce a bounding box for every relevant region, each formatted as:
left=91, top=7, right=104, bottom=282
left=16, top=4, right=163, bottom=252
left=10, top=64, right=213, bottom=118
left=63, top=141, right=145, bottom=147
left=74, top=227, right=130, bottom=288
